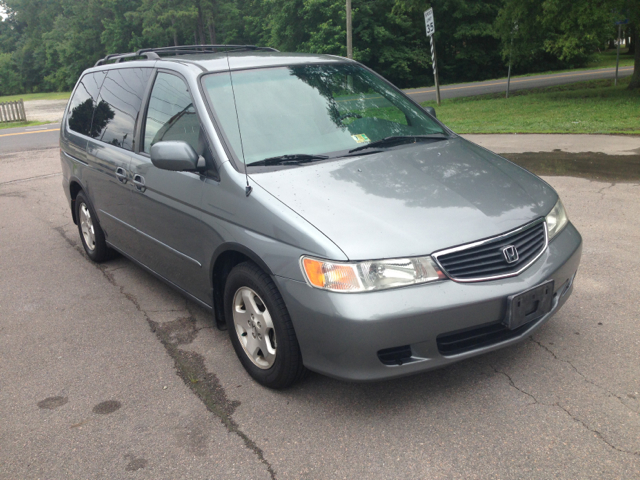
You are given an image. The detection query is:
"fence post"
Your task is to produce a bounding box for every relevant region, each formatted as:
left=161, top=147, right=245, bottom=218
left=0, top=100, right=27, bottom=122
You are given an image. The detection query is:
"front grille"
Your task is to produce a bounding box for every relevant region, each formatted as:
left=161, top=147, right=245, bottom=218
left=434, top=220, right=547, bottom=281
left=437, top=320, right=535, bottom=356
left=377, top=345, right=412, bottom=365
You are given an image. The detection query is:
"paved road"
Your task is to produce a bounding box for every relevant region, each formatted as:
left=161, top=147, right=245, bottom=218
left=0, top=123, right=60, bottom=155
left=404, top=66, right=634, bottom=103
left=1, top=147, right=639, bottom=478
left=0, top=66, right=633, bottom=155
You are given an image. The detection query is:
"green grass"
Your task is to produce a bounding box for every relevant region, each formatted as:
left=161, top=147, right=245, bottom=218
left=587, top=48, right=635, bottom=69
left=421, top=77, right=640, bottom=134
left=496, top=50, right=635, bottom=79
left=0, top=91, right=70, bottom=103
left=0, top=120, right=52, bottom=131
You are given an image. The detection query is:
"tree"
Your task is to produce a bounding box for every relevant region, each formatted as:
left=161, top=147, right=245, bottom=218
left=495, top=0, right=610, bottom=73
left=0, top=52, right=22, bottom=94
left=42, top=0, right=106, bottom=91
left=614, top=0, right=640, bottom=89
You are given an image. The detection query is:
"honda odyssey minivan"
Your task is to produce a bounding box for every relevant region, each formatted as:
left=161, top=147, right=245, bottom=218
left=61, top=45, right=582, bottom=388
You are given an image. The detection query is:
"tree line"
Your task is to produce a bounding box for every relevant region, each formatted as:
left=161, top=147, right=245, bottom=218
left=0, top=0, right=638, bottom=96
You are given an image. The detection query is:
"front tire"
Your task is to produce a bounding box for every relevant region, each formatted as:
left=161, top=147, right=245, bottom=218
left=75, top=191, right=110, bottom=263
left=224, top=261, right=307, bottom=389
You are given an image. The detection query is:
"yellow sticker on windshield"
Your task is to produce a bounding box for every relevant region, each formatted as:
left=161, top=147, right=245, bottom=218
left=351, top=134, right=370, bottom=144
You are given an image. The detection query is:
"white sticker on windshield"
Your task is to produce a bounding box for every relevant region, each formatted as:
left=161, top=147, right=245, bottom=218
left=351, top=134, right=370, bottom=144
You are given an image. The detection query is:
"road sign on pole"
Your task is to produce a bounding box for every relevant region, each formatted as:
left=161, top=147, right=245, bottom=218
left=424, top=8, right=441, bottom=106
left=424, top=8, right=434, bottom=36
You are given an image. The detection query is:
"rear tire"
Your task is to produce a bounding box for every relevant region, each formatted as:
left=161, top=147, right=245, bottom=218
left=224, top=261, right=307, bottom=389
left=75, top=191, right=110, bottom=263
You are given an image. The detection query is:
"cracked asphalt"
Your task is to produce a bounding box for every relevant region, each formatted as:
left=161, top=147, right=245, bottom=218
left=1, top=147, right=639, bottom=479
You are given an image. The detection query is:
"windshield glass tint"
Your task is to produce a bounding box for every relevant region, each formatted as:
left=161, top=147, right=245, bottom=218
left=202, top=64, right=445, bottom=165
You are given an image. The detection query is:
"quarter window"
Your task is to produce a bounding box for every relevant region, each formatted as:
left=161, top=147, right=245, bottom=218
left=143, top=73, right=200, bottom=153
left=67, top=72, right=106, bottom=136
left=91, top=67, right=152, bottom=151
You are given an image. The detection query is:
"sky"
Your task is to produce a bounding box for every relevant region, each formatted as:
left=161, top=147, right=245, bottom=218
left=0, top=6, right=6, bottom=19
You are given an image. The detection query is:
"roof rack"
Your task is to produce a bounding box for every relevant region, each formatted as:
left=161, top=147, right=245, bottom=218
left=94, top=45, right=279, bottom=67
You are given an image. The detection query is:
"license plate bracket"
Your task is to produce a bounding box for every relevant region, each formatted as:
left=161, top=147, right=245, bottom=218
left=504, top=280, right=554, bottom=330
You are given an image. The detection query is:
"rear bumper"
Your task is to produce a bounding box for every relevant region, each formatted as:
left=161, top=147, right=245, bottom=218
left=275, top=222, right=582, bottom=382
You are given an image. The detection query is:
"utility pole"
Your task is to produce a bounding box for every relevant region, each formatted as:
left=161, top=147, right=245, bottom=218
left=346, top=0, right=353, bottom=59
left=506, top=35, right=513, bottom=98
left=615, top=23, right=621, bottom=86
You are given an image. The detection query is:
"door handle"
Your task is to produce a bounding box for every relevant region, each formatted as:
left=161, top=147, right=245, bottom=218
left=115, top=167, right=128, bottom=184
left=133, top=174, right=146, bottom=192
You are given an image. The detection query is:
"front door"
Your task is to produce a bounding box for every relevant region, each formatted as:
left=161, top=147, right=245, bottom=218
left=128, top=71, right=211, bottom=303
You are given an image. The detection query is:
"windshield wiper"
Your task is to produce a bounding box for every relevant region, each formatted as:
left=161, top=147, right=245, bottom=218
left=249, top=154, right=330, bottom=166
left=348, top=134, right=448, bottom=154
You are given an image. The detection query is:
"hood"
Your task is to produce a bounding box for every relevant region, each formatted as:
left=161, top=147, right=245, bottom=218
left=251, top=137, right=557, bottom=260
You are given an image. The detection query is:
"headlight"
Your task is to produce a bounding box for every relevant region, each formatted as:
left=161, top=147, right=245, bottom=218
left=301, top=255, right=446, bottom=292
left=545, top=198, right=569, bottom=240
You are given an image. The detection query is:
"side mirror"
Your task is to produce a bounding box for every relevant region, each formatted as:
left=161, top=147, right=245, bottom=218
left=150, top=141, right=198, bottom=171
left=424, top=106, right=437, bottom=118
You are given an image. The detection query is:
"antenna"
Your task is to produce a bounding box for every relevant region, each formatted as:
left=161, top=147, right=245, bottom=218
left=224, top=48, right=252, bottom=197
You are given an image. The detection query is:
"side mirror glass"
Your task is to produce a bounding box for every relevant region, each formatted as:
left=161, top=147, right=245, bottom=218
left=424, top=106, right=437, bottom=118
left=150, top=141, right=199, bottom=171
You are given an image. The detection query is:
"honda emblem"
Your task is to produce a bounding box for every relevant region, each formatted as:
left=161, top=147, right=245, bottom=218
left=502, top=245, right=519, bottom=264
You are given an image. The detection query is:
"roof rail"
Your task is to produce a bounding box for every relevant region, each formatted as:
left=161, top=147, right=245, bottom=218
left=94, top=51, right=160, bottom=67
left=94, top=45, right=279, bottom=67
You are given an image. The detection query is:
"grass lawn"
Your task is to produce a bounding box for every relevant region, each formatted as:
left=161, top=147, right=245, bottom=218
left=422, top=77, right=640, bottom=134
left=0, top=91, right=70, bottom=103
left=587, top=48, right=635, bottom=69
left=0, top=120, right=52, bottom=131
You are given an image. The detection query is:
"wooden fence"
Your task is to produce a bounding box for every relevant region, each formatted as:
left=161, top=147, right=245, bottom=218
left=0, top=99, right=27, bottom=123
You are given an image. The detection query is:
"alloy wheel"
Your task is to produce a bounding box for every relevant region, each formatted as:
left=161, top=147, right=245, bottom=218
left=232, top=287, right=277, bottom=369
left=79, top=203, right=96, bottom=251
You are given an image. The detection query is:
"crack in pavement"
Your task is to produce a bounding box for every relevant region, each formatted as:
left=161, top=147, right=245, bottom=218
left=487, top=362, right=640, bottom=458
left=53, top=225, right=278, bottom=479
left=555, top=403, right=640, bottom=458
left=530, top=338, right=639, bottom=414
left=0, top=172, right=61, bottom=186
left=596, top=182, right=616, bottom=199
left=487, top=363, right=538, bottom=406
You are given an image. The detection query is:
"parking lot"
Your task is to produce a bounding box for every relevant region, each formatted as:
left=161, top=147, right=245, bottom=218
left=1, top=144, right=639, bottom=478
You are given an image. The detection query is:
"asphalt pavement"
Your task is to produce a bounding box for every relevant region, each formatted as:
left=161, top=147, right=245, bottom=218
left=1, top=142, right=639, bottom=478
left=0, top=123, right=60, bottom=155
left=404, top=66, right=634, bottom=103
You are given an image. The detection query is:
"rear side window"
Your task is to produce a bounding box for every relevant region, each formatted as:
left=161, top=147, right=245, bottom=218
left=91, top=68, right=152, bottom=151
left=143, top=72, right=200, bottom=153
left=68, top=71, right=106, bottom=136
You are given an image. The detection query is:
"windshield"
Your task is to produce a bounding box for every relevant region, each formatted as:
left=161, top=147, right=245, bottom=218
left=202, top=63, right=447, bottom=166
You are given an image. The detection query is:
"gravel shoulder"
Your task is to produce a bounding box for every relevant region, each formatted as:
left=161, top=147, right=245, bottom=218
left=23, top=99, right=69, bottom=123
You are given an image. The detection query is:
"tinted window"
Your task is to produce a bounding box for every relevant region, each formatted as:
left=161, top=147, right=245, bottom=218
left=68, top=72, right=106, bottom=136
left=143, top=73, right=200, bottom=153
left=92, top=68, right=152, bottom=151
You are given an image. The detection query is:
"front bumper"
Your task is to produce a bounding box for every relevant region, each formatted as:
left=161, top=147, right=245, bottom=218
left=275, top=222, right=582, bottom=381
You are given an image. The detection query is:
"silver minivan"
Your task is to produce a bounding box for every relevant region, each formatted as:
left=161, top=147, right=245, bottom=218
left=61, top=46, right=582, bottom=388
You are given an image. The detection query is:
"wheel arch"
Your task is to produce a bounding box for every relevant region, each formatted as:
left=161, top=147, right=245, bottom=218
left=210, top=243, right=274, bottom=328
left=68, top=177, right=85, bottom=225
